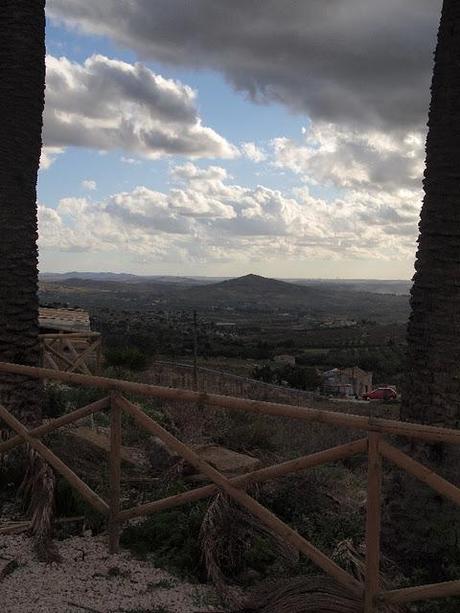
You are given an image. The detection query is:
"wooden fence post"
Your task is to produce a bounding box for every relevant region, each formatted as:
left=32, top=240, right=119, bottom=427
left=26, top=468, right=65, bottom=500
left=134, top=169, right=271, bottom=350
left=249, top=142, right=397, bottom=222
left=109, top=392, right=122, bottom=554
left=95, top=338, right=102, bottom=376
left=364, top=432, right=382, bottom=612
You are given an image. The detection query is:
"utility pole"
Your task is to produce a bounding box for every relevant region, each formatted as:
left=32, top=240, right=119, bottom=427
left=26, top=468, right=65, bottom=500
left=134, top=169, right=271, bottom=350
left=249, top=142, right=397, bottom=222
left=193, top=310, right=198, bottom=390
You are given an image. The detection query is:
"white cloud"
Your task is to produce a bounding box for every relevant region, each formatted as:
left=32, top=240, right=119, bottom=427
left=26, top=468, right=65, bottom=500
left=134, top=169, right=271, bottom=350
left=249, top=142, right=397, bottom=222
left=241, top=142, right=266, bottom=163
left=81, top=179, right=97, bottom=191
left=271, top=122, right=425, bottom=192
left=39, top=162, right=421, bottom=267
left=40, top=146, right=64, bottom=170
left=43, top=54, right=238, bottom=160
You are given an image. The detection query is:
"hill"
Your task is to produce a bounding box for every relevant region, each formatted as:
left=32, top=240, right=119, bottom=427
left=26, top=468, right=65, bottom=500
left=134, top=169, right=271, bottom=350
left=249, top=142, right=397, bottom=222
left=175, top=274, right=409, bottom=322
left=40, top=272, right=214, bottom=286
left=192, top=273, right=306, bottom=296
left=39, top=273, right=410, bottom=323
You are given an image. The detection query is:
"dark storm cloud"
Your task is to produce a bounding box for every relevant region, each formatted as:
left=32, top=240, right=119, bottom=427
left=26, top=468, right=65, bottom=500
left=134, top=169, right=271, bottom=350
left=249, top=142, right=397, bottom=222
left=48, top=0, right=441, bottom=130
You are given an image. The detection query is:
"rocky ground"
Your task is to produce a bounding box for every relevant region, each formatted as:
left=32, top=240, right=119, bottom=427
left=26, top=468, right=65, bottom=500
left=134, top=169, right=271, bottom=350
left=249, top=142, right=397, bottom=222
left=0, top=534, right=226, bottom=613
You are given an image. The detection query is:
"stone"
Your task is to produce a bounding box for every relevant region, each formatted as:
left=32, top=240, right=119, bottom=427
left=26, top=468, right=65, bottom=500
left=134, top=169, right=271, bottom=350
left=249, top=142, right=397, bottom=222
left=187, top=444, right=261, bottom=478
left=145, top=436, right=180, bottom=472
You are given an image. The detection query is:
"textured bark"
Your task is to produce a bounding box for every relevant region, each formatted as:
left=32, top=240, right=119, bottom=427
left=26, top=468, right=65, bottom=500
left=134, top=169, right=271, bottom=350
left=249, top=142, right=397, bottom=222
left=397, top=2, right=460, bottom=590
left=0, top=1, right=45, bottom=424
left=0, top=1, right=58, bottom=562
left=403, top=0, right=460, bottom=427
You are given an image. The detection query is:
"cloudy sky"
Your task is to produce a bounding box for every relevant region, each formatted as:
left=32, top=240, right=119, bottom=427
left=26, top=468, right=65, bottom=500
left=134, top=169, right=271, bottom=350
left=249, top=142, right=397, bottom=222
left=39, top=0, right=442, bottom=279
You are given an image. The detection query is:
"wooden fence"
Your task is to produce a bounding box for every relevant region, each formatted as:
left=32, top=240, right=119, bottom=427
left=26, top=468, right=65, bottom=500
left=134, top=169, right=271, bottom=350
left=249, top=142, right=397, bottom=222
left=40, top=332, right=102, bottom=375
left=0, top=361, right=459, bottom=612
left=143, top=360, right=316, bottom=404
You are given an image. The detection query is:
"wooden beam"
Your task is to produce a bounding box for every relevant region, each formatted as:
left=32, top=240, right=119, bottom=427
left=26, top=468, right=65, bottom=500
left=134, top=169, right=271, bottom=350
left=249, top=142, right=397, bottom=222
left=377, top=580, right=460, bottom=604
left=0, top=362, right=459, bottom=444
left=109, top=394, right=122, bottom=553
left=119, top=438, right=367, bottom=521
left=39, top=332, right=101, bottom=339
left=0, top=404, right=109, bottom=515
left=0, top=397, right=110, bottom=454
left=43, top=352, right=59, bottom=371
left=68, top=343, right=97, bottom=374
left=364, top=433, right=382, bottom=613
left=380, top=441, right=460, bottom=507
left=63, top=337, right=92, bottom=375
left=43, top=340, right=81, bottom=371
left=42, top=337, right=95, bottom=375
left=95, top=338, right=102, bottom=376
left=115, top=395, right=363, bottom=597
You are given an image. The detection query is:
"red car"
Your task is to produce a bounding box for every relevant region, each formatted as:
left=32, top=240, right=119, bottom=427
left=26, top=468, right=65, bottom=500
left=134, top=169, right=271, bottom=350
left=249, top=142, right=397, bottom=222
left=363, top=387, right=397, bottom=401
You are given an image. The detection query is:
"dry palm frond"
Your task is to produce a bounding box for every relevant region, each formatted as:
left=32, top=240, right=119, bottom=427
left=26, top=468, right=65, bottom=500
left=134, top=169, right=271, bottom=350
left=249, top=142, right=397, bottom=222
left=20, top=446, right=61, bottom=563
left=332, top=539, right=404, bottom=613
left=332, top=540, right=367, bottom=584
left=241, top=575, right=362, bottom=613
left=241, top=540, right=405, bottom=613
left=200, top=492, right=298, bottom=606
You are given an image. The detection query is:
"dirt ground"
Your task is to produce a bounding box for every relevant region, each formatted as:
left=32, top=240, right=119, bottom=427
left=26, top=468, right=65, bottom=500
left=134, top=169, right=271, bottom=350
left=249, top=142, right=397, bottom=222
left=0, top=534, right=225, bottom=613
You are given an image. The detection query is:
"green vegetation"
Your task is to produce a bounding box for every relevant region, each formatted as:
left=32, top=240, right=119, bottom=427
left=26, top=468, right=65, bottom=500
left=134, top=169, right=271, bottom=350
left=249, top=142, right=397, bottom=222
left=20, top=356, right=459, bottom=613
left=262, top=467, right=365, bottom=555
left=385, top=472, right=460, bottom=613
left=42, top=381, right=107, bottom=419
left=104, top=346, right=150, bottom=371
left=41, top=275, right=459, bottom=609
left=214, top=411, right=277, bottom=452
left=53, top=478, right=106, bottom=534
left=252, top=364, right=321, bottom=390
left=119, top=463, right=365, bottom=586
left=120, top=488, right=207, bottom=581
left=40, top=275, right=408, bottom=382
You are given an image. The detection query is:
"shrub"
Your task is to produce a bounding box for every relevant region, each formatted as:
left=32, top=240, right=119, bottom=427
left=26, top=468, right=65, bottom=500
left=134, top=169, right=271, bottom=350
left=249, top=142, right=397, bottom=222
left=54, top=478, right=106, bottom=534
left=252, top=364, right=321, bottom=390
left=214, top=411, right=276, bottom=452
left=261, top=467, right=365, bottom=556
left=201, top=494, right=297, bottom=590
left=42, top=383, right=70, bottom=418
left=105, top=346, right=149, bottom=371
left=41, top=382, right=108, bottom=426
left=385, top=467, right=460, bottom=598
left=121, top=483, right=207, bottom=581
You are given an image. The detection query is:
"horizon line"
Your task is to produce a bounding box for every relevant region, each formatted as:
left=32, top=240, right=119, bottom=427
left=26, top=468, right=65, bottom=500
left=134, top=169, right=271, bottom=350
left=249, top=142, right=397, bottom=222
left=39, top=271, right=412, bottom=282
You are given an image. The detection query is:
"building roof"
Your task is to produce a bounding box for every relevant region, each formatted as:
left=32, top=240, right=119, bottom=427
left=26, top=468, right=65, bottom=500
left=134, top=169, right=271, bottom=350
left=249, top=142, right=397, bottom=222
left=39, top=307, right=91, bottom=333
left=322, top=366, right=371, bottom=379
left=341, top=366, right=371, bottom=377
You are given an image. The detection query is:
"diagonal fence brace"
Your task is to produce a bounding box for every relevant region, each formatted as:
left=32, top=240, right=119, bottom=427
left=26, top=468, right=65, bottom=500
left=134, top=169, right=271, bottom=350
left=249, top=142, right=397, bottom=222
left=0, top=396, right=110, bottom=455
left=118, top=437, right=367, bottom=521
left=379, top=440, right=460, bottom=507
left=0, top=403, right=109, bottom=515
left=114, top=394, right=364, bottom=598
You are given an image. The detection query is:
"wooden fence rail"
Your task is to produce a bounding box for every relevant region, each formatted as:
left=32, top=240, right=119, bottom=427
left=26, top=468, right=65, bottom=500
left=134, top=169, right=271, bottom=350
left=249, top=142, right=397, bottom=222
left=0, top=361, right=459, bottom=611
left=40, top=333, right=102, bottom=376
left=0, top=361, right=459, bottom=444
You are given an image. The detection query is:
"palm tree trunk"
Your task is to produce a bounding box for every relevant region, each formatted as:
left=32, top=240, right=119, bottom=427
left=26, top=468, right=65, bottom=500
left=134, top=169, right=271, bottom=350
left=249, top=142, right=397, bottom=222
left=0, top=0, right=58, bottom=561
left=0, top=1, right=44, bottom=415
left=403, top=0, right=460, bottom=429
left=391, top=1, right=460, bottom=589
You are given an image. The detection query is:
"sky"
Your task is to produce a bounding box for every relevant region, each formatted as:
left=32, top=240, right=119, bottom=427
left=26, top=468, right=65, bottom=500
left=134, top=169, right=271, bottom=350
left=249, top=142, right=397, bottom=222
left=38, top=0, right=443, bottom=279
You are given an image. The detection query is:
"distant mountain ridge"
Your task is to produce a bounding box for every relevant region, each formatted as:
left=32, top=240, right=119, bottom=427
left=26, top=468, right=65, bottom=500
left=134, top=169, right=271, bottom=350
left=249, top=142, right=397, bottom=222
left=40, top=271, right=410, bottom=294
left=171, top=274, right=410, bottom=322
left=40, top=272, right=410, bottom=322
left=40, top=272, right=216, bottom=285
left=209, top=273, right=305, bottom=293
